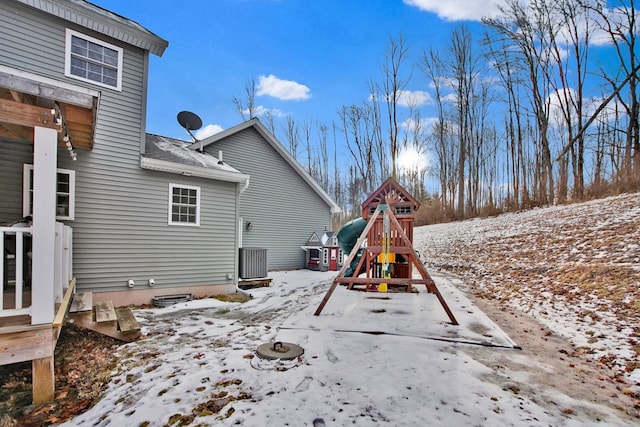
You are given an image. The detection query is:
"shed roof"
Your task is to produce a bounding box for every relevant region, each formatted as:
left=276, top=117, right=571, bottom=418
left=361, top=177, right=421, bottom=211
left=306, top=230, right=336, bottom=246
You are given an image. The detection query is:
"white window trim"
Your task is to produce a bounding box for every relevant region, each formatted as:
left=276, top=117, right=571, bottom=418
left=23, top=164, right=75, bottom=220
left=65, top=28, right=123, bottom=91
left=168, top=183, right=201, bottom=227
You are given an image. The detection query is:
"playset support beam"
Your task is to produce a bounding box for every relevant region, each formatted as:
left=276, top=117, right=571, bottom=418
left=314, top=204, right=459, bottom=325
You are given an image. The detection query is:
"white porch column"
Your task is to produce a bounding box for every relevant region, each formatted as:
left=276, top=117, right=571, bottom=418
left=31, top=126, right=57, bottom=325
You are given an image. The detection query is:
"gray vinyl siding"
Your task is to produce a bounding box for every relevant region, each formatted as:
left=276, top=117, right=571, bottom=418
left=0, top=141, right=32, bottom=221
left=206, top=127, right=333, bottom=270
left=71, top=170, right=239, bottom=292
left=1, top=2, right=237, bottom=294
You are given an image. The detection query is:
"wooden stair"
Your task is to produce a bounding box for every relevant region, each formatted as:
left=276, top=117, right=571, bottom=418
left=68, top=293, right=141, bottom=342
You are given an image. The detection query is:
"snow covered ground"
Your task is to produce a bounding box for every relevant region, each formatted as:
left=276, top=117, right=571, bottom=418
left=61, top=193, right=639, bottom=426
left=415, top=193, right=640, bottom=387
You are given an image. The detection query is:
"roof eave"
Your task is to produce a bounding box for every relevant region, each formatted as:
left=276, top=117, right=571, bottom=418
left=141, top=157, right=250, bottom=183
left=16, top=0, right=169, bottom=56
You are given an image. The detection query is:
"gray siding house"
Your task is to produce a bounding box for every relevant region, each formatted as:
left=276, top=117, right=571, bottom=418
left=1, top=0, right=339, bottom=315
left=194, top=119, right=341, bottom=271
left=0, top=0, right=338, bottom=404
left=0, top=0, right=240, bottom=316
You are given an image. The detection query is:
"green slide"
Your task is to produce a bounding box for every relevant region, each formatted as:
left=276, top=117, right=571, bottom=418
left=336, top=217, right=367, bottom=277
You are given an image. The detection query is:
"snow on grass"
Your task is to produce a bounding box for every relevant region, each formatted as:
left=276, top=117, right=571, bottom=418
left=62, top=263, right=634, bottom=426
left=414, top=192, right=640, bottom=386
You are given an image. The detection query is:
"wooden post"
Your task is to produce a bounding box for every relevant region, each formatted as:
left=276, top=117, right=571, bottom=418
left=387, top=209, right=459, bottom=325
left=314, top=208, right=381, bottom=315
left=32, top=356, right=55, bottom=404
left=31, top=126, right=57, bottom=325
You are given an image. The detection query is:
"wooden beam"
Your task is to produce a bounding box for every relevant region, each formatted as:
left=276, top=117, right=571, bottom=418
left=387, top=209, right=459, bottom=325
left=338, top=277, right=434, bottom=285
left=53, top=278, right=76, bottom=329
left=315, top=208, right=382, bottom=315
left=32, top=356, right=55, bottom=404
left=0, top=325, right=53, bottom=365
left=9, top=89, right=23, bottom=103
left=61, top=104, right=93, bottom=125
left=0, top=98, right=61, bottom=130
left=0, top=122, right=31, bottom=141
left=0, top=69, right=98, bottom=109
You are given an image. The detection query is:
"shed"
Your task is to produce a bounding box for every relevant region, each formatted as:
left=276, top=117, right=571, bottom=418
left=302, top=230, right=343, bottom=271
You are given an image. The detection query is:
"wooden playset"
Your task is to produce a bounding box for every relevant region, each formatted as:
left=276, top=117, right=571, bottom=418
left=314, top=178, right=458, bottom=325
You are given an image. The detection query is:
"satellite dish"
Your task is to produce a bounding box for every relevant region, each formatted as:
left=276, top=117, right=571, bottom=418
left=177, top=111, right=202, bottom=142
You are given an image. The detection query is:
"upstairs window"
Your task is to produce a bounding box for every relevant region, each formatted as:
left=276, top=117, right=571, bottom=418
left=168, top=184, right=200, bottom=226
left=65, top=29, right=123, bottom=90
left=23, top=164, right=75, bottom=220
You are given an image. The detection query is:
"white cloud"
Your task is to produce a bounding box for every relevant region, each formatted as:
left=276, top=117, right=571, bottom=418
left=546, top=88, right=623, bottom=129
left=441, top=92, right=458, bottom=104
left=401, top=116, right=439, bottom=132
left=195, top=124, right=224, bottom=139
left=403, top=0, right=507, bottom=22
left=256, top=74, right=311, bottom=100
left=252, top=105, right=287, bottom=118
left=397, top=90, right=434, bottom=107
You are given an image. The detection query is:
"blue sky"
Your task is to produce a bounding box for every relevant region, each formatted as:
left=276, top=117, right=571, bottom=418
left=88, top=0, right=498, bottom=142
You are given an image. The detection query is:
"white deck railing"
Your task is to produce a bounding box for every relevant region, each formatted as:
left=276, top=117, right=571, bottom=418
left=1, top=223, right=73, bottom=319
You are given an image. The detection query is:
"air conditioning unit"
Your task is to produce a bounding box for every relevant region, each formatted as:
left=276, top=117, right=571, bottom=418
left=239, top=248, right=267, bottom=279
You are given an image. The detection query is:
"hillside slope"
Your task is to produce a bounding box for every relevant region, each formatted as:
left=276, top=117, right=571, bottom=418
left=414, top=193, right=640, bottom=387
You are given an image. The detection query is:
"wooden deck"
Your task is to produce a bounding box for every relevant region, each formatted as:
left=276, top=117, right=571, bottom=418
left=0, top=279, right=75, bottom=404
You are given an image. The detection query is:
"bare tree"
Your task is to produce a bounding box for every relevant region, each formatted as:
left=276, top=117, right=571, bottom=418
left=484, top=0, right=555, bottom=205
left=232, top=78, right=257, bottom=121
left=419, top=48, right=453, bottom=211
left=302, top=117, right=313, bottom=173
left=283, top=115, right=300, bottom=159
left=338, top=103, right=379, bottom=194
left=484, top=34, right=531, bottom=209
left=317, top=122, right=330, bottom=190
left=377, top=35, right=411, bottom=179
left=367, top=81, right=388, bottom=182
left=449, top=25, right=482, bottom=217
left=587, top=0, right=640, bottom=188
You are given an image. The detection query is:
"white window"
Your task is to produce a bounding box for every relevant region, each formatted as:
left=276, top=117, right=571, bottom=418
left=168, top=184, right=200, bottom=226
left=23, top=164, right=75, bottom=220
left=65, top=29, right=123, bottom=90
left=323, top=248, right=329, bottom=265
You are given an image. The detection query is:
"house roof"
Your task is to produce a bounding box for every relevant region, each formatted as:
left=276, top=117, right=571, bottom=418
left=15, top=0, right=168, bottom=56
left=142, top=134, right=250, bottom=184
left=191, top=118, right=342, bottom=214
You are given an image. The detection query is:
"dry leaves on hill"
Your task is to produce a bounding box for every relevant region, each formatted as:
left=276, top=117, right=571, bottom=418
left=415, top=193, right=640, bottom=387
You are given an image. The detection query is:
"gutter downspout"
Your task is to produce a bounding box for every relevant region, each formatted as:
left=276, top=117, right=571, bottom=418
left=240, top=178, right=250, bottom=194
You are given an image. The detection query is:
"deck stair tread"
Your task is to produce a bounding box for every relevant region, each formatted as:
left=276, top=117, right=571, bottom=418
left=94, top=300, right=117, bottom=323
left=115, top=307, right=141, bottom=333
left=69, top=292, right=92, bottom=313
